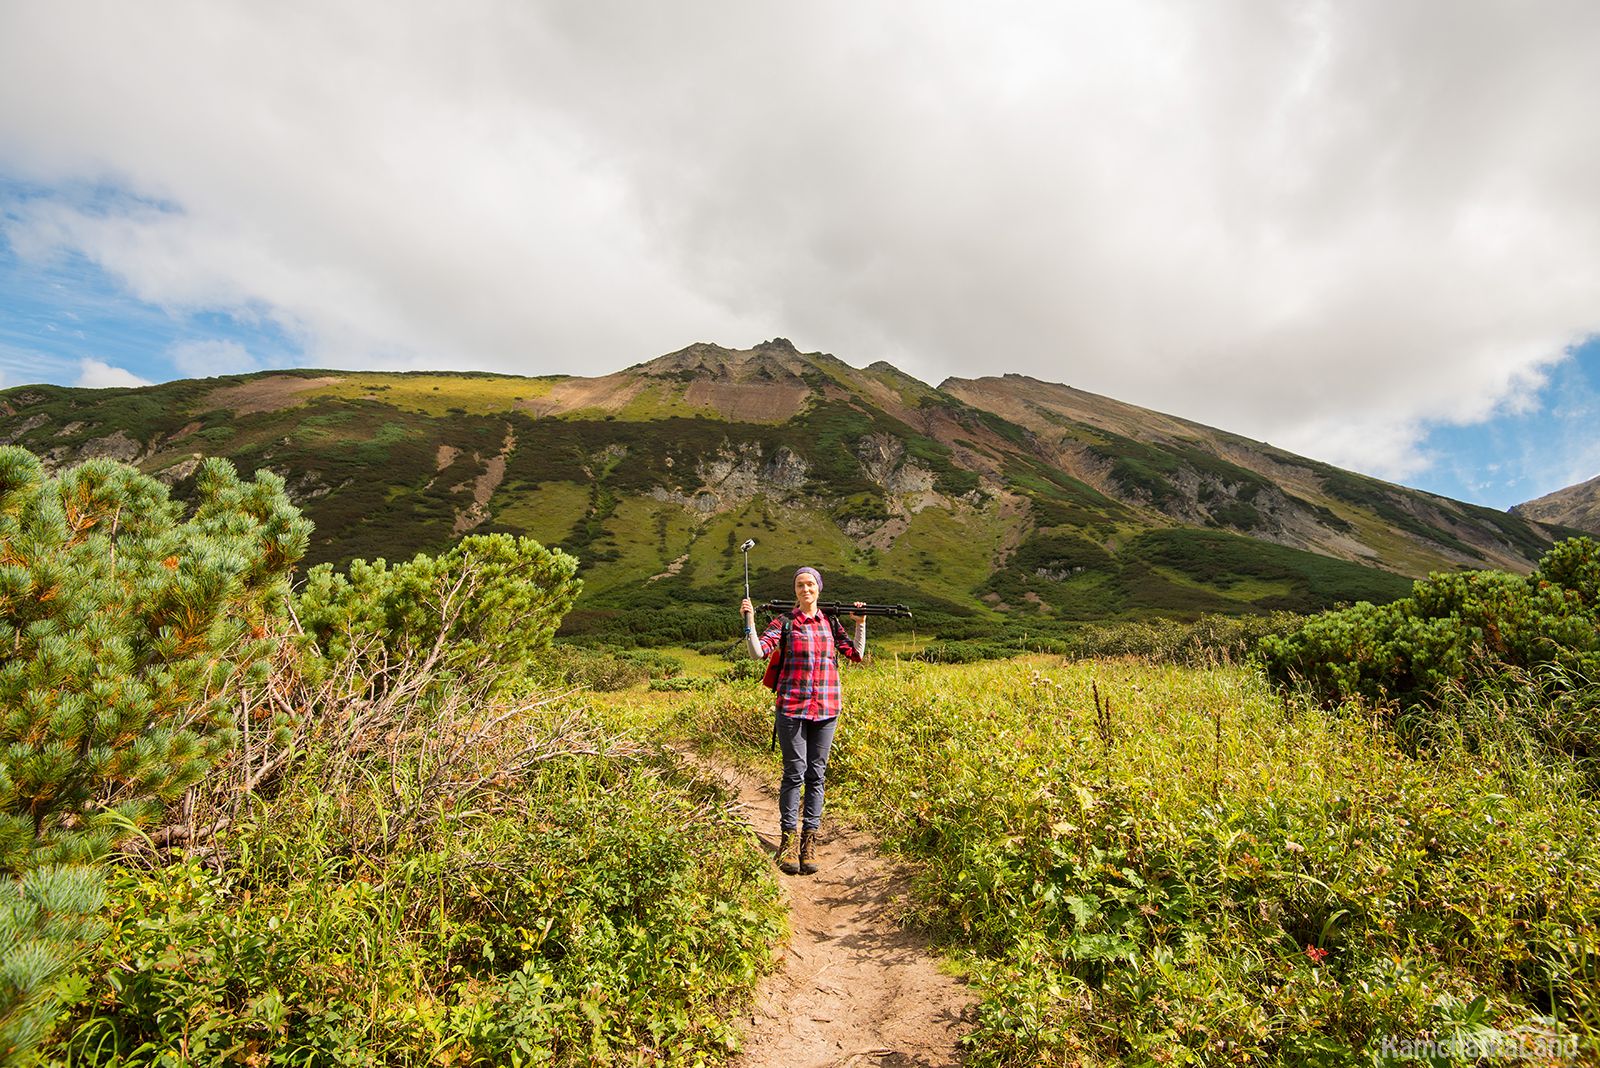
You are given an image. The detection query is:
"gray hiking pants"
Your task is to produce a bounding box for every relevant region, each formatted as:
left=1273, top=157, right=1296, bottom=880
left=776, top=713, right=837, bottom=832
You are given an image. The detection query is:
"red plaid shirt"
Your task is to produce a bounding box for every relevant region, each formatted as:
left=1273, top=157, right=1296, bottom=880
left=758, top=608, right=862, bottom=721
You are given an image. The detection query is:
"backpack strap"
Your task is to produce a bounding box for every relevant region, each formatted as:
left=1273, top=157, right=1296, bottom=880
left=767, top=616, right=792, bottom=753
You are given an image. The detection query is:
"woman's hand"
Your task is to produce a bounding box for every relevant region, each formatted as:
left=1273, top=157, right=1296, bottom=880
left=740, top=597, right=755, bottom=622
left=850, top=601, right=866, bottom=624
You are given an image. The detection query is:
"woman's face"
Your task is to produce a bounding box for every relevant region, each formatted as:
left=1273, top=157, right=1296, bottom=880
left=794, top=571, right=819, bottom=612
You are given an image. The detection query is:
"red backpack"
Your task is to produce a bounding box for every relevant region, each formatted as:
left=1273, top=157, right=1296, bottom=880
left=760, top=618, right=791, bottom=690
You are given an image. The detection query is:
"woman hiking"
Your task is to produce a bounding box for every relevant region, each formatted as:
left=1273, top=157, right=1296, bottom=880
left=741, top=566, right=866, bottom=876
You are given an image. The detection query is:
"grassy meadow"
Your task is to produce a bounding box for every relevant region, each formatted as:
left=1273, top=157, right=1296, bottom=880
left=16, top=639, right=1599, bottom=1065
left=652, top=652, right=1600, bottom=1066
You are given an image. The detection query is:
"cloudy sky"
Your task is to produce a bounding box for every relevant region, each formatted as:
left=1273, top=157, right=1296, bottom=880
left=2, top=1, right=1598, bottom=509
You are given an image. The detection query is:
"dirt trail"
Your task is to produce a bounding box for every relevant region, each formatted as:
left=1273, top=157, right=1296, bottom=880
left=689, top=754, right=975, bottom=1068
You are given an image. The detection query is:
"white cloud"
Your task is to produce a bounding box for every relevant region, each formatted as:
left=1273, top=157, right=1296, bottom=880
left=75, top=358, right=152, bottom=389
left=168, top=338, right=256, bottom=378
left=2, top=1, right=1598, bottom=479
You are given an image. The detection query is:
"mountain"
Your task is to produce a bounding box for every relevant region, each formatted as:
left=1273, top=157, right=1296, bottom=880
left=0, top=339, right=1569, bottom=637
left=1512, top=474, right=1600, bottom=536
left=940, top=373, right=1553, bottom=574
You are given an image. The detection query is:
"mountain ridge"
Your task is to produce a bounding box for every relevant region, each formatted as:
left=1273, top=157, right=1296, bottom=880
left=0, top=340, right=1571, bottom=635
left=1511, top=472, right=1600, bottom=536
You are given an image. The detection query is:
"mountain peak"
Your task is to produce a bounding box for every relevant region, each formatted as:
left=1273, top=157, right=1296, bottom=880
left=1512, top=472, right=1600, bottom=536
left=630, top=339, right=833, bottom=383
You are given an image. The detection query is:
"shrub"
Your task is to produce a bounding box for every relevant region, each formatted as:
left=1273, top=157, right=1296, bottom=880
left=48, top=657, right=782, bottom=1065
left=0, top=448, right=309, bottom=870
left=1062, top=612, right=1305, bottom=666
left=296, top=533, right=580, bottom=684
left=1, top=865, right=107, bottom=1059
left=0, top=447, right=308, bottom=1061
left=649, top=676, right=713, bottom=693
left=1259, top=538, right=1600, bottom=755
left=718, top=659, right=766, bottom=684
left=538, top=646, right=652, bottom=692
left=697, top=658, right=1600, bottom=1065
left=616, top=648, right=685, bottom=680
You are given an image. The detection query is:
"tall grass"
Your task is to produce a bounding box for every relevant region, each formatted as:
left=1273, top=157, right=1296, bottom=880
left=692, top=657, right=1600, bottom=1065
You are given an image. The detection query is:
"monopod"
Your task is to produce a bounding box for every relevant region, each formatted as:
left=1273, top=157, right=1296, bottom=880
left=739, top=538, right=756, bottom=602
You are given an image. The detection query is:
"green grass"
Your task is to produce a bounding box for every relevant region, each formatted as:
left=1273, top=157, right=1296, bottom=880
left=1148, top=564, right=1296, bottom=602
left=42, top=674, right=784, bottom=1066
left=491, top=480, right=595, bottom=550
left=575, top=497, right=701, bottom=594
left=683, top=658, right=1600, bottom=1065
left=305, top=372, right=558, bottom=416
left=1122, top=527, right=1414, bottom=610
left=1320, top=472, right=1487, bottom=561
left=24, top=611, right=1599, bottom=1065
left=874, top=504, right=1007, bottom=593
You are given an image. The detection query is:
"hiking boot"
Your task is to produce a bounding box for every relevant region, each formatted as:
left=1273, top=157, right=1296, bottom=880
left=776, top=830, right=801, bottom=875
left=798, top=830, right=820, bottom=876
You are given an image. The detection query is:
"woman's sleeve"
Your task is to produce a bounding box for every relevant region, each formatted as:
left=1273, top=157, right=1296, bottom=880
left=837, top=619, right=866, bottom=662
left=749, top=616, right=783, bottom=659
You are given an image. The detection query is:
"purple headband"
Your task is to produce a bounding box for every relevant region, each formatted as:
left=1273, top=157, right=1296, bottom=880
left=795, top=566, right=822, bottom=590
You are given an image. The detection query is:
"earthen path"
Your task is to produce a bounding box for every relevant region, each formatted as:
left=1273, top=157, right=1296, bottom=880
left=688, top=754, right=975, bottom=1068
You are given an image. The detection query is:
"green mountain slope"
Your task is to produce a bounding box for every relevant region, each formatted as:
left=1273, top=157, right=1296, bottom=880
left=0, top=339, right=1563, bottom=637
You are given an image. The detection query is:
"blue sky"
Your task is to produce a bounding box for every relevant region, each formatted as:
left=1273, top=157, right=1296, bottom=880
left=3, top=4, right=1598, bottom=514
left=0, top=178, right=302, bottom=388
left=0, top=248, right=294, bottom=387
left=1414, top=339, right=1600, bottom=509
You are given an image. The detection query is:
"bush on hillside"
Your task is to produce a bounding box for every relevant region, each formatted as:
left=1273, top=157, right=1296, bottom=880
left=650, top=675, right=713, bottom=692
left=1062, top=611, right=1305, bottom=666
left=1260, top=537, right=1600, bottom=754
left=917, top=640, right=1014, bottom=664
left=718, top=659, right=766, bottom=684
left=559, top=603, right=738, bottom=648
left=295, top=533, right=580, bottom=685
left=539, top=646, right=634, bottom=691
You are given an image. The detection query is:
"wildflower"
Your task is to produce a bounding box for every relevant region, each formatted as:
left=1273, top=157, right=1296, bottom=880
left=1284, top=840, right=1304, bottom=854
left=1305, top=944, right=1329, bottom=965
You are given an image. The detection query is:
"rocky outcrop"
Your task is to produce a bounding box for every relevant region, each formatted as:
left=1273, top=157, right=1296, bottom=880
left=452, top=424, right=517, bottom=535
left=156, top=455, right=205, bottom=484
left=856, top=434, right=935, bottom=498
left=650, top=442, right=809, bottom=515
left=0, top=414, right=48, bottom=444
left=286, top=470, right=344, bottom=503
left=29, top=429, right=152, bottom=472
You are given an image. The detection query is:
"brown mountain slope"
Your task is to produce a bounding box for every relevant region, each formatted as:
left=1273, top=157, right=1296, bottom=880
left=1513, top=473, right=1600, bottom=536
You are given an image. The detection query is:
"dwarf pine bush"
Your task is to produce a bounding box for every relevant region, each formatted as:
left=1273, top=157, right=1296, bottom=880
left=0, top=446, right=309, bottom=1062
left=0, top=448, right=309, bottom=870
left=295, top=532, right=581, bottom=684
left=1259, top=537, right=1600, bottom=756
left=0, top=865, right=106, bottom=1056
